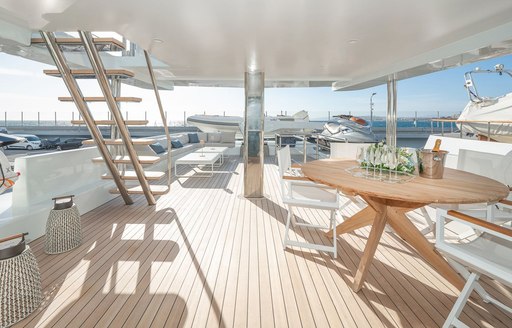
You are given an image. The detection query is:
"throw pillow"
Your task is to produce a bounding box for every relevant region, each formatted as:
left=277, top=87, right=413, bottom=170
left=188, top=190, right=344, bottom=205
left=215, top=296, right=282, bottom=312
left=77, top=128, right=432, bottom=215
left=188, top=133, right=199, bottom=143
left=149, top=142, right=167, bottom=154
left=170, top=140, right=184, bottom=148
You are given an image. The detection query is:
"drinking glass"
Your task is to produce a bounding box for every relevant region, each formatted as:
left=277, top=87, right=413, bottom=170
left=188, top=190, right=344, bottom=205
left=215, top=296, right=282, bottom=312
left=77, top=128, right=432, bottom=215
left=356, top=146, right=367, bottom=177
left=374, top=147, right=382, bottom=176
left=387, top=148, right=398, bottom=181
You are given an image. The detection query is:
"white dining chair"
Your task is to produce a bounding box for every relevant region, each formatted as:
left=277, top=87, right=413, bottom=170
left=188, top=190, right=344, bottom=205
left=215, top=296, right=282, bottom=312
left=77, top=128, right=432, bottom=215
left=435, top=208, right=512, bottom=328
left=277, top=146, right=340, bottom=257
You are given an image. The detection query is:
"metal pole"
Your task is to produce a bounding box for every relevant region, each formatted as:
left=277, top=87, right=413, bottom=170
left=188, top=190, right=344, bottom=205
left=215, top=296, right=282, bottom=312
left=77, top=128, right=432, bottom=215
left=487, top=122, right=491, bottom=141
left=370, top=92, right=376, bottom=131
left=55, top=111, right=57, bottom=126
left=145, top=111, right=147, bottom=126
left=79, top=30, right=154, bottom=205
left=4, top=112, right=6, bottom=127
left=144, top=49, right=172, bottom=187
left=38, top=112, right=40, bottom=126
left=244, top=70, right=265, bottom=198
left=184, top=111, right=186, bottom=126
left=328, top=110, right=331, bottom=120
left=21, top=112, right=23, bottom=126
left=386, top=76, right=397, bottom=148
left=40, top=30, right=133, bottom=205
left=316, top=137, right=319, bottom=159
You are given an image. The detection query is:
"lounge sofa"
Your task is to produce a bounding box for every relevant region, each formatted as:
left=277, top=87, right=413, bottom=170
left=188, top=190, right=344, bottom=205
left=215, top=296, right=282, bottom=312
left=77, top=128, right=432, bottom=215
left=134, top=131, right=236, bottom=170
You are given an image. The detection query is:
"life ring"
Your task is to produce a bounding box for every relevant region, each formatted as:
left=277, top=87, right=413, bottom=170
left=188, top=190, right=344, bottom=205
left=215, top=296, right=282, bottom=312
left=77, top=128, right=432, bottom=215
left=350, top=116, right=368, bottom=126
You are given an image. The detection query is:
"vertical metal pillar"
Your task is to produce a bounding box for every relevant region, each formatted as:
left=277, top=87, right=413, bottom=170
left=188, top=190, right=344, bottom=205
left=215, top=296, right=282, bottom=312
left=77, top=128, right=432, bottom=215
left=243, top=71, right=265, bottom=198
left=386, top=75, right=397, bottom=148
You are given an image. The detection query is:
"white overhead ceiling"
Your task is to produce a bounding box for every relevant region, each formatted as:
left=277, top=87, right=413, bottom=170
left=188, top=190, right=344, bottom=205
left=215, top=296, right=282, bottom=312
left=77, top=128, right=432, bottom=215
left=2, top=0, right=512, bottom=89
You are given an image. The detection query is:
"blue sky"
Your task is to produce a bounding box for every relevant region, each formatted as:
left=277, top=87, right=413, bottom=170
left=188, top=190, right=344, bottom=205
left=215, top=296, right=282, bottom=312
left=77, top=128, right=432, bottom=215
left=1, top=52, right=512, bottom=125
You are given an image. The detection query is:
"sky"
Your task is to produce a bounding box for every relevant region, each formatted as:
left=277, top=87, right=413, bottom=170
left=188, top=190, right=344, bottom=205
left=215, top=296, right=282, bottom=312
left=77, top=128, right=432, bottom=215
left=1, top=52, right=512, bottom=125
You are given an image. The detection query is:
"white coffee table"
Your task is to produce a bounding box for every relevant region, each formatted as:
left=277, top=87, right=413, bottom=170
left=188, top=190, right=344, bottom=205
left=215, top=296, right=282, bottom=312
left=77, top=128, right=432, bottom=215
left=175, top=152, right=221, bottom=178
left=194, top=146, right=228, bottom=165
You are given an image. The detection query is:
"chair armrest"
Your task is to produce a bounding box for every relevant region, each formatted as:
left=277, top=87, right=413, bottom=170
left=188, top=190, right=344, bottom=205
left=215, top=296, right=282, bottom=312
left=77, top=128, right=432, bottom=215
left=447, top=210, right=512, bottom=238
left=499, top=199, right=512, bottom=207
left=291, top=163, right=302, bottom=169
left=283, top=175, right=313, bottom=182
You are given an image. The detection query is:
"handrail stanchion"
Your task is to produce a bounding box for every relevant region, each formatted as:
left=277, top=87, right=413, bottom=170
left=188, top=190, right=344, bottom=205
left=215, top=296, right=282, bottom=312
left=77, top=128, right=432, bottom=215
left=487, top=122, right=491, bottom=141
left=460, top=122, right=463, bottom=139
left=431, top=120, right=433, bottom=134
left=441, top=121, right=444, bottom=136
left=316, top=137, right=319, bottom=160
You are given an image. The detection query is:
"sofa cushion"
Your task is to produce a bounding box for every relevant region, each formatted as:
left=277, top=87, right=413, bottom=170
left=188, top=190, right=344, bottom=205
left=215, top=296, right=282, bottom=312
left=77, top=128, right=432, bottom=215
left=170, top=140, right=184, bottom=148
left=149, top=142, right=167, bottom=154
left=208, top=133, right=221, bottom=143
left=175, top=134, right=189, bottom=145
left=221, top=132, right=236, bottom=143
left=197, top=132, right=208, bottom=143
left=188, top=133, right=199, bottom=143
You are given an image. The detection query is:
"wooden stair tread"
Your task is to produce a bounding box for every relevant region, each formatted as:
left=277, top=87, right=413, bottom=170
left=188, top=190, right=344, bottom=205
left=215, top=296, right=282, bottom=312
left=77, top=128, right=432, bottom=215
left=44, top=69, right=134, bottom=79
left=109, top=185, right=169, bottom=195
left=31, top=37, right=125, bottom=50
left=71, top=120, right=148, bottom=125
left=83, top=138, right=156, bottom=146
left=102, top=171, right=165, bottom=180
left=92, top=155, right=160, bottom=164
left=59, top=96, right=142, bottom=102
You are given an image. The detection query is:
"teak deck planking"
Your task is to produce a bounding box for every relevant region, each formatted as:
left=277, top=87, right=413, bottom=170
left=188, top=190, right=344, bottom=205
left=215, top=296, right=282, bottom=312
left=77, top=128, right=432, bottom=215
left=15, top=156, right=512, bottom=328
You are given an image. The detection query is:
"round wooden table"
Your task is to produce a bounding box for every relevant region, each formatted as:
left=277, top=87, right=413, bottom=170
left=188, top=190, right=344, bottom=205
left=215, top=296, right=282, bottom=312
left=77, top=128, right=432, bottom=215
left=301, top=159, right=509, bottom=292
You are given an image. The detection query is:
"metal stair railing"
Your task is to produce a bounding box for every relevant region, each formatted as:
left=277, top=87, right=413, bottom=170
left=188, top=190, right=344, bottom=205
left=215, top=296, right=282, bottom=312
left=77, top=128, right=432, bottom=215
left=144, top=50, right=172, bottom=189
left=79, top=30, right=156, bottom=205
left=40, top=31, right=134, bottom=205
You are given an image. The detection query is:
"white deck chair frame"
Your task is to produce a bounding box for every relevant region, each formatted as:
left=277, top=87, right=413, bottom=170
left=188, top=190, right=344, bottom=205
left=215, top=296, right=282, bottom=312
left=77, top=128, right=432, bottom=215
left=277, top=146, right=340, bottom=258
left=436, top=208, right=512, bottom=328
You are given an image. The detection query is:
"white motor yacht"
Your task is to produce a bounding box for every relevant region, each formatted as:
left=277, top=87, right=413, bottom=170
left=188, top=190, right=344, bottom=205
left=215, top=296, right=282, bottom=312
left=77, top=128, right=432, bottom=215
left=458, top=64, right=512, bottom=142
left=187, top=110, right=324, bottom=136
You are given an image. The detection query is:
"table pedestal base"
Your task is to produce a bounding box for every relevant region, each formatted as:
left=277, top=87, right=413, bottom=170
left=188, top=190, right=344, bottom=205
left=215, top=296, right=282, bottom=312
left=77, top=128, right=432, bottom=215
left=327, top=196, right=465, bottom=292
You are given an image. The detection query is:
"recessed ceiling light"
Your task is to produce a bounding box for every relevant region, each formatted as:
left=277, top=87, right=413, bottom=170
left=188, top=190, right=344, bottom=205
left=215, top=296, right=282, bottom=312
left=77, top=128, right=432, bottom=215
left=153, top=38, right=164, bottom=44
left=348, top=39, right=358, bottom=44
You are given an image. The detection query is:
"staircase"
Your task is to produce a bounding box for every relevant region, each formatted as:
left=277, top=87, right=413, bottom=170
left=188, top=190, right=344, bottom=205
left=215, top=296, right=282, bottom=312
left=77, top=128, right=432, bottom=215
left=37, top=31, right=169, bottom=205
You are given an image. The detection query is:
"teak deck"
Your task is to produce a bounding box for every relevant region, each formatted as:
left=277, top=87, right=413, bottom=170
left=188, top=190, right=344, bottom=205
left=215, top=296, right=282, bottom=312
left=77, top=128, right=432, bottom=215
left=16, top=157, right=512, bottom=327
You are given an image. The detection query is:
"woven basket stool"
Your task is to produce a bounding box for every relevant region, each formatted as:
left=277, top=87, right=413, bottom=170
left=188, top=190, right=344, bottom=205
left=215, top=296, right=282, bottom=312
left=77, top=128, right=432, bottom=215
left=44, top=195, right=82, bottom=254
left=0, top=234, right=42, bottom=328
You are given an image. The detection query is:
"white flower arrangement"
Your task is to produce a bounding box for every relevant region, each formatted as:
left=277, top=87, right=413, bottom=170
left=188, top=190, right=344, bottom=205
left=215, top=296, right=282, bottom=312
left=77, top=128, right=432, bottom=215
left=360, top=141, right=416, bottom=174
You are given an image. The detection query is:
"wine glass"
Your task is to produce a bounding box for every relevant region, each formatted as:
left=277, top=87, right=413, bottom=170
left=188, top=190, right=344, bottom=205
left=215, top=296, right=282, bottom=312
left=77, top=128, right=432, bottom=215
left=387, top=148, right=398, bottom=181
left=374, top=147, right=382, bottom=176
left=367, top=147, right=375, bottom=178
left=356, top=146, right=367, bottom=177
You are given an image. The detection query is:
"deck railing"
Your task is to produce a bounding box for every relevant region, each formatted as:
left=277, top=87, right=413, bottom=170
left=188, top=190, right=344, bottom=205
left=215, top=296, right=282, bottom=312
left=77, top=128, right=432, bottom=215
left=431, top=118, right=512, bottom=141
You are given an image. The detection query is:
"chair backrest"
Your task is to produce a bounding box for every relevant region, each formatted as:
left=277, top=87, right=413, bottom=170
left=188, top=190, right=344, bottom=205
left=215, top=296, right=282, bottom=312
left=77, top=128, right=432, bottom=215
left=436, top=210, right=512, bottom=287
left=330, top=142, right=373, bottom=160
left=277, top=146, right=292, bottom=197
left=458, top=149, right=512, bottom=188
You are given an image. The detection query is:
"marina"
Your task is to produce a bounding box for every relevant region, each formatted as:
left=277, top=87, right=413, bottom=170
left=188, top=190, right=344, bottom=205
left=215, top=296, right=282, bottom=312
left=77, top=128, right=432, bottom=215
left=1, top=1, right=512, bottom=328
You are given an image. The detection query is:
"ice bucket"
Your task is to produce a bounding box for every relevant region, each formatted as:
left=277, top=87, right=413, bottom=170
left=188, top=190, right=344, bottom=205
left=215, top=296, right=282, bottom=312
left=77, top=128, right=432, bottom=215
left=417, top=150, right=448, bottom=179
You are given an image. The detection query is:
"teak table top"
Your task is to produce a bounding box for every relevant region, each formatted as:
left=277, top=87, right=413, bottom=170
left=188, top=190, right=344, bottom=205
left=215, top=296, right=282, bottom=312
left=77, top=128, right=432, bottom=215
left=301, top=159, right=509, bottom=206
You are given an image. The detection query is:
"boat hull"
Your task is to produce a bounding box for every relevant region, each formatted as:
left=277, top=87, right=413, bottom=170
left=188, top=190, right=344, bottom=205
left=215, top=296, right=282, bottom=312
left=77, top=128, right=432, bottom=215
left=458, top=93, right=512, bottom=143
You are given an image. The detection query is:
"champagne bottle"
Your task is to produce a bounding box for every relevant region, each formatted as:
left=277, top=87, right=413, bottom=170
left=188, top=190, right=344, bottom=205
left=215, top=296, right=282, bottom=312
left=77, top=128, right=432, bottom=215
left=432, top=139, right=442, bottom=152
